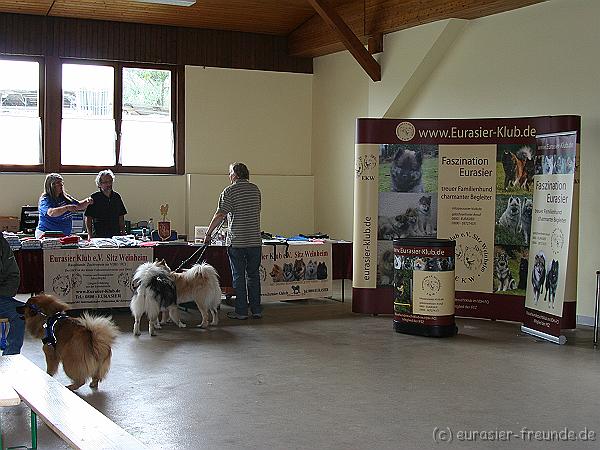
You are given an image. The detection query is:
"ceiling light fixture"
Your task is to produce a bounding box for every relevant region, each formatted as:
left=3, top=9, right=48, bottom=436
left=132, top=0, right=196, bottom=6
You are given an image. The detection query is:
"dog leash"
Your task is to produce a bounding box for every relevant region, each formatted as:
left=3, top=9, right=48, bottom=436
left=262, top=239, right=289, bottom=261
left=175, top=220, right=225, bottom=272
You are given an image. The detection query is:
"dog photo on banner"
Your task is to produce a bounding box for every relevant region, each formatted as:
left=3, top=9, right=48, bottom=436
left=261, top=242, right=333, bottom=301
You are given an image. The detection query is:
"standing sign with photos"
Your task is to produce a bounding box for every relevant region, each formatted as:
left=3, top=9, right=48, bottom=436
left=521, top=131, right=579, bottom=344
left=353, top=116, right=580, bottom=327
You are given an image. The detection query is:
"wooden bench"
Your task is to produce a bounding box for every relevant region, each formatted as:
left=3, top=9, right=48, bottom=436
left=0, top=355, right=147, bottom=449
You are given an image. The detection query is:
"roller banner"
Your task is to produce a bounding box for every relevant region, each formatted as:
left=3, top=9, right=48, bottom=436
left=521, top=131, right=579, bottom=344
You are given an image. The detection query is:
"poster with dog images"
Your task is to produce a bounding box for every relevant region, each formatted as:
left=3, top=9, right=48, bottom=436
left=260, top=242, right=332, bottom=301
left=437, top=144, right=496, bottom=293
left=43, top=247, right=153, bottom=308
left=353, top=116, right=580, bottom=327
left=522, top=131, right=578, bottom=343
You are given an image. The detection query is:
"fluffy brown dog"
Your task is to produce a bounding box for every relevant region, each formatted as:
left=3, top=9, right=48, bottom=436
left=17, top=294, right=119, bottom=391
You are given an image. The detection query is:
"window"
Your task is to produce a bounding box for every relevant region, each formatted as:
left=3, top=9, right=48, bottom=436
left=120, top=67, right=174, bottom=167
left=0, top=57, right=182, bottom=174
left=62, top=64, right=116, bottom=166
left=0, top=58, right=43, bottom=167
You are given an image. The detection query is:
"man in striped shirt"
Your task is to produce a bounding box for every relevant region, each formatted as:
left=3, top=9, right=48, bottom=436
left=205, top=163, right=262, bottom=320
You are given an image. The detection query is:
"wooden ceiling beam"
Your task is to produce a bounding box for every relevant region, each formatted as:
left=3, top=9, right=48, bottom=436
left=289, top=0, right=549, bottom=58
left=306, top=0, right=380, bottom=81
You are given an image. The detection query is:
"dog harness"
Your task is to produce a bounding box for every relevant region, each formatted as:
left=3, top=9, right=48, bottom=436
left=42, top=312, right=69, bottom=348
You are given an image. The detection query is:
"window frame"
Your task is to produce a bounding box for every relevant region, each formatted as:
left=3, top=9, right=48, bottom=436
left=0, top=55, right=45, bottom=173
left=0, top=56, right=184, bottom=175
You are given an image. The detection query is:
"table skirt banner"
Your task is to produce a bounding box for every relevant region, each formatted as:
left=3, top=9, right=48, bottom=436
left=260, top=242, right=333, bottom=301
left=43, top=248, right=153, bottom=308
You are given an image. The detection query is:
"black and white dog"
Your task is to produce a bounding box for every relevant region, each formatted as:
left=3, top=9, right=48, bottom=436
left=130, top=260, right=182, bottom=336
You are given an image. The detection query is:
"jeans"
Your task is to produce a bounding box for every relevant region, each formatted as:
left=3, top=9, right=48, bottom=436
left=227, top=246, right=262, bottom=316
left=0, top=296, right=25, bottom=355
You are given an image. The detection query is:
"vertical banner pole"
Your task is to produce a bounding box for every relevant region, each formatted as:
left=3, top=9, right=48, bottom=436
left=352, top=140, right=380, bottom=312
left=594, top=270, right=600, bottom=347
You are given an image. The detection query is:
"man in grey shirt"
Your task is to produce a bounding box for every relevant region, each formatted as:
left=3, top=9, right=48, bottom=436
left=205, top=163, right=262, bottom=319
left=0, top=234, right=24, bottom=355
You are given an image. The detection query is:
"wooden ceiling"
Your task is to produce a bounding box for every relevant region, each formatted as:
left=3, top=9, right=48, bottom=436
left=0, top=0, right=548, bottom=58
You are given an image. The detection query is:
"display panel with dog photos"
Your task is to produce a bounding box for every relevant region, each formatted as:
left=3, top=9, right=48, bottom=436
left=354, top=116, right=580, bottom=329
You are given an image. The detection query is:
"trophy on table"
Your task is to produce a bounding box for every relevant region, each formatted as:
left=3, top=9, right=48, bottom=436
left=158, top=203, right=171, bottom=241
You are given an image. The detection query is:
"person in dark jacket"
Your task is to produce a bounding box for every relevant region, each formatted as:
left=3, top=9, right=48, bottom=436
left=0, top=234, right=24, bottom=355
left=85, top=170, right=128, bottom=239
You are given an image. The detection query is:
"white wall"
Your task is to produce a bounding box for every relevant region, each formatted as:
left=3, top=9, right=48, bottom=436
left=185, top=67, right=315, bottom=237
left=312, top=0, right=600, bottom=321
left=312, top=52, right=369, bottom=241
left=0, top=66, right=314, bottom=240
left=0, top=174, right=187, bottom=233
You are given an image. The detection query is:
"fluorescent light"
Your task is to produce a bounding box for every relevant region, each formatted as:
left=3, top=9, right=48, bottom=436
left=132, top=0, right=196, bottom=6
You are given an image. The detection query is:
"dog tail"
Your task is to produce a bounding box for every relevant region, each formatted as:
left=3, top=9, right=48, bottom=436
left=198, top=263, right=223, bottom=308
left=77, top=313, right=119, bottom=381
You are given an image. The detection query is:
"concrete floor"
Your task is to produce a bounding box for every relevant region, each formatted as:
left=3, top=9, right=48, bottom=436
left=2, top=282, right=600, bottom=449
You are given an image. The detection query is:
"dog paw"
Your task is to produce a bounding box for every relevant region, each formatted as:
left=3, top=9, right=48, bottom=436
left=177, top=321, right=187, bottom=328
left=89, top=381, right=99, bottom=389
left=155, top=322, right=162, bottom=329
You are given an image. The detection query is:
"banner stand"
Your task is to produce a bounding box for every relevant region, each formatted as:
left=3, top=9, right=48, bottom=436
left=594, top=270, right=600, bottom=347
left=521, top=325, right=566, bottom=345
left=519, top=131, right=578, bottom=345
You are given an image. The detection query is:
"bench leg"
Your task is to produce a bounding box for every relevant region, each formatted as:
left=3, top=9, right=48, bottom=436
left=0, top=409, right=37, bottom=450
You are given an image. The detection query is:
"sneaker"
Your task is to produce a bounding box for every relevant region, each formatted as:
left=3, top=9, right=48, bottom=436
left=227, top=311, right=248, bottom=320
left=251, top=313, right=262, bottom=319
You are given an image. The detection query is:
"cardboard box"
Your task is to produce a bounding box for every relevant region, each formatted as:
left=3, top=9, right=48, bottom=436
left=0, top=216, right=19, bottom=233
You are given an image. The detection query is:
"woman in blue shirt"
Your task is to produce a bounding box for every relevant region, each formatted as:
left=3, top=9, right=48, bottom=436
left=35, top=173, right=93, bottom=238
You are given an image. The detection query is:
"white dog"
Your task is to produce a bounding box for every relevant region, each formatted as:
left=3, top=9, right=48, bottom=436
left=165, top=262, right=222, bottom=329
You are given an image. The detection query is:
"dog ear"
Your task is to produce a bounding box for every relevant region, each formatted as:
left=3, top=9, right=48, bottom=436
left=393, top=148, right=404, bottom=160
left=415, top=150, right=423, bottom=165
